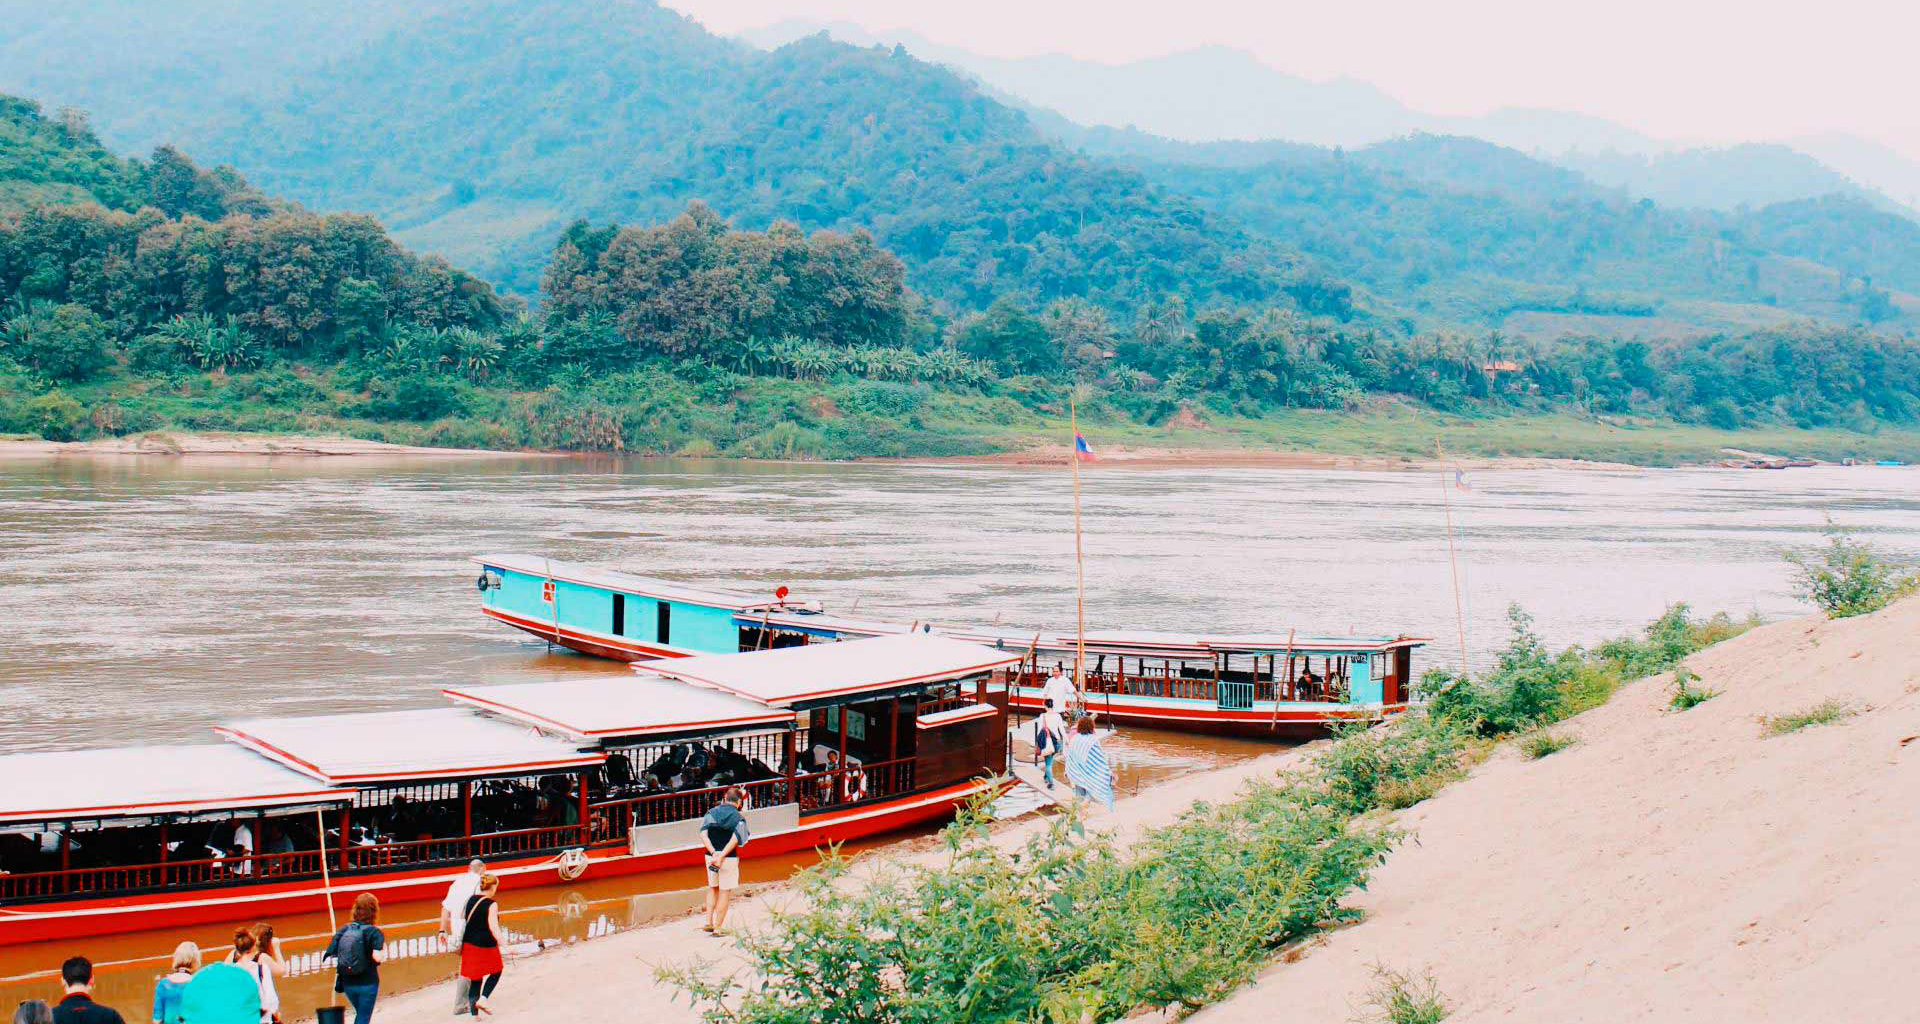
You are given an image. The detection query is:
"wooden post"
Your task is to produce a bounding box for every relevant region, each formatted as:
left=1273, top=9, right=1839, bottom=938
left=887, top=697, right=900, bottom=761
left=577, top=771, right=591, bottom=845
left=461, top=781, right=473, bottom=857
left=338, top=806, right=351, bottom=872
left=836, top=706, right=850, bottom=803
left=159, top=822, right=170, bottom=886
left=1069, top=397, right=1088, bottom=714
left=255, top=809, right=267, bottom=876
left=783, top=728, right=798, bottom=804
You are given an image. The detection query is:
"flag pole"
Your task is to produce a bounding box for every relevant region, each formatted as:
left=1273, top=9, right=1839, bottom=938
left=1070, top=397, right=1087, bottom=717
left=1436, top=437, right=1470, bottom=670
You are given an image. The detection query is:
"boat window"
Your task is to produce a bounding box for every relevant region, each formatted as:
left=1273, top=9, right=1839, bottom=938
left=656, top=602, right=671, bottom=644
left=612, top=593, right=625, bottom=637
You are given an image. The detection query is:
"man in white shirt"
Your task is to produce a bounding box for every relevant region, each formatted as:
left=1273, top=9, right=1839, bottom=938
left=440, top=859, right=486, bottom=1015
left=440, top=858, right=486, bottom=938
left=1043, top=665, right=1077, bottom=719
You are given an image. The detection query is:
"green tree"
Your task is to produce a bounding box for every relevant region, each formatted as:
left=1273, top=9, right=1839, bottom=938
left=1, top=302, right=113, bottom=381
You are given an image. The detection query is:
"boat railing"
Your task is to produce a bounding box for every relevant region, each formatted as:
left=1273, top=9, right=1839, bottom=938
left=0, top=821, right=602, bottom=901
left=1010, top=668, right=1353, bottom=704
left=588, top=757, right=919, bottom=843
left=340, top=823, right=587, bottom=870
left=0, top=846, right=329, bottom=901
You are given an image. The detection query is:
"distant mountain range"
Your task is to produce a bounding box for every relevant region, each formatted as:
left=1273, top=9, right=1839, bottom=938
left=2, top=0, right=1917, bottom=336
left=738, top=19, right=1920, bottom=217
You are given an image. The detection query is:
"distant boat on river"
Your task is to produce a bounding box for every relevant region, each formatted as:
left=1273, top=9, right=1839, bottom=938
left=473, top=552, right=1428, bottom=740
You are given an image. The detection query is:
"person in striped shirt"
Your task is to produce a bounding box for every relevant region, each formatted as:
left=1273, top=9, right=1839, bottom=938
left=1064, top=716, right=1114, bottom=811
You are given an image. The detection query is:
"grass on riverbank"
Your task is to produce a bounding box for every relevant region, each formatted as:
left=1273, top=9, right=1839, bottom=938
left=664, top=603, right=1758, bottom=1024
left=6, top=351, right=1920, bottom=465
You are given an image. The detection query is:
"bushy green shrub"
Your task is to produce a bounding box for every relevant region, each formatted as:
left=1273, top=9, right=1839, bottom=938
left=1784, top=523, right=1918, bottom=619
left=344, top=375, right=470, bottom=421
left=19, top=390, right=87, bottom=440
left=1359, top=965, right=1450, bottom=1024
left=2, top=303, right=113, bottom=381
left=1760, top=699, right=1857, bottom=736
left=1430, top=603, right=1760, bottom=735
left=1668, top=666, right=1720, bottom=711
left=669, top=778, right=1395, bottom=1023
left=1316, top=715, right=1466, bottom=815
left=838, top=380, right=927, bottom=417
left=1519, top=731, right=1576, bottom=759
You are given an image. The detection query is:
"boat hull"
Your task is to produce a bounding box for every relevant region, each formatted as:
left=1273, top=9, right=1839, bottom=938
left=0, top=779, right=991, bottom=947
left=1009, top=688, right=1408, bottom=740
left=481, top=605, right=690, bottom=662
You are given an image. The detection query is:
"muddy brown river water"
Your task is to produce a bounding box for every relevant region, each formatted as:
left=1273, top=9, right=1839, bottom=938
left=1, top=454, right=1914, bottom=1017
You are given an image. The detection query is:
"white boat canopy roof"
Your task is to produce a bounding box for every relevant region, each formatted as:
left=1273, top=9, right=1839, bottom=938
left=443, top=678, right=794, bottom=742
left=740, top=611, right=1427, bottom=660
left=0, top=744, right=353, bottom=825
left=634, top=633, right=1021, bottom=708
left=474, top=553, right=804, bottom=613
left=216, top=708, right=604, bottom=786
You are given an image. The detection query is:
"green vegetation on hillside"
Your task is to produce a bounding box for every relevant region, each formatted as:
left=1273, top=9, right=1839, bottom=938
left=4, top=92, right=1920, bottom=462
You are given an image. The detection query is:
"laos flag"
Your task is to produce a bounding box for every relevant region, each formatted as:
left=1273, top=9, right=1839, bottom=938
left=1074, top=431, right=1097, bottom=462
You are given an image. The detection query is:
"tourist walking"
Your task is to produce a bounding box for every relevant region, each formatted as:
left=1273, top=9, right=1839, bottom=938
left=440, top=859, right=486, bottom=1014
left=1064, top=716, right=1115, bottom=811
left=51, top=957, right=123, bottom=1024
left=179, top=929, right=260, bottom=1024
left=14, top=1000, right=53, bottom=1024
left=150, top=942, right=199, bottom=1024
left=230, top=924, right=286, bottom=1024
left=323, top=894, right=388, bottom=1024
left=699, top=785, right=751, bottom=935
left=457, top=874, right=506, bottom=1016
left=1034, top=698, right=1065, bottom=788
left=1043, top=664, right=1076, bottom=719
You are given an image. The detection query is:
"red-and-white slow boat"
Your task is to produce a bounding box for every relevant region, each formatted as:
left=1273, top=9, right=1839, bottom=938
left=0, top=635, right=1015, bottom=945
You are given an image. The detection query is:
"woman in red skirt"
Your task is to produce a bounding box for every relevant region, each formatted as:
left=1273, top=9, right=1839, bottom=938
left=458, top=873, right=505, bottom=1015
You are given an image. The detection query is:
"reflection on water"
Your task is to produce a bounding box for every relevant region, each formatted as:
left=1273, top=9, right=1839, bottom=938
left=1, top=455, right=1916, bottom=1018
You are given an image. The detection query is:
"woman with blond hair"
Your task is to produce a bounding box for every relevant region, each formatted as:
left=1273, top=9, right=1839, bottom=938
left=150, top=942, right=199, bottom=1023
left=457, top=874, right=505, bottom=1016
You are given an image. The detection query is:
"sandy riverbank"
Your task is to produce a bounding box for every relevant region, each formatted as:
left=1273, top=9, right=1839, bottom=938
left=1190, top=594, right=1920, bottom=1024
left=906, top=441, right=1646, bottom=471
left=0, top=432, right=528, bottom=460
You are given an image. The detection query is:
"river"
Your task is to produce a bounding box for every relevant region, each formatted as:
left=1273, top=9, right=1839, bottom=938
left=1, top=454, right=1914, bottom=1016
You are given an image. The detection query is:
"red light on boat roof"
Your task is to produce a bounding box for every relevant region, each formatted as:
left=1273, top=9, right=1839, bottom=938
left=775, top=585, right=790, bottom=602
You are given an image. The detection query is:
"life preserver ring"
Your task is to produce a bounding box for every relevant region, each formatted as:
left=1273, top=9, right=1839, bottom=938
left=842, top=769, right=867, bottom=802
left=556, top=848, right=589, bottom=881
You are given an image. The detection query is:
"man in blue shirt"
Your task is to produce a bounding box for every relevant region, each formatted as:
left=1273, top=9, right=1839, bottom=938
left=699, top=786, right=751, bottom=936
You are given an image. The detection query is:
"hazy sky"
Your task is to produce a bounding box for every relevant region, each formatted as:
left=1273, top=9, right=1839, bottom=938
left=665, top=0, right=1920, bottom=159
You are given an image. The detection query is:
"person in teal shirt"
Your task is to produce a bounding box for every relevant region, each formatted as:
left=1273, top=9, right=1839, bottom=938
left=178, top=931, right=260, bottom=1024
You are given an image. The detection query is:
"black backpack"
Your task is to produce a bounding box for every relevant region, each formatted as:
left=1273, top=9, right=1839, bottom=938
left=335, top=923, right=371, bottom=976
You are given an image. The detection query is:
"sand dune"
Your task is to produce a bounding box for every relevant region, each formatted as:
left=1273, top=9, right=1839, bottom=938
left=1195, top=594, right=1920, bottom=1023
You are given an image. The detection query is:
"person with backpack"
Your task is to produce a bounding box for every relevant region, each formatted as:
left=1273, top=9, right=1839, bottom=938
left=1033, top=698, right=1065, bottom=789
left=323, top=894, right=388, bottom=1024
left=178, top=930, right=260, bottom=1024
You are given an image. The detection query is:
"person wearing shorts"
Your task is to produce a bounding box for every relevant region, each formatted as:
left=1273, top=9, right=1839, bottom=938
left=699, top=786, right=750, bottom=935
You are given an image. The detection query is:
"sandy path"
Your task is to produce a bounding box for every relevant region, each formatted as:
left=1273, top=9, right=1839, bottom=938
left=1193, top=595, right=1920, bottom=1023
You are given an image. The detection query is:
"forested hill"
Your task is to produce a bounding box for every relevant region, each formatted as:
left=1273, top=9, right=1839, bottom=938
left=155, top=0, right=1344, bottom=320
left=12, top=0, right=1919, bottom=337
left=4, top=0, right=1920, bottom=348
